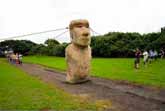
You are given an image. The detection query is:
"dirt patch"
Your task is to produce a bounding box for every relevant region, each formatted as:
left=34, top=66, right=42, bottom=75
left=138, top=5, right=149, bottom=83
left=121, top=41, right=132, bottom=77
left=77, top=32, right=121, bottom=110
left=17, top=63, right=165, bottom=111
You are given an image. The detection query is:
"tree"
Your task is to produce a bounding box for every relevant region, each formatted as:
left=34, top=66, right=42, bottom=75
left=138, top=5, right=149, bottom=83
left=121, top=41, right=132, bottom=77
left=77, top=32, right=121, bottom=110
left=0, top=40, right=36, bottom=55
left=44, top=39, right=60, bottom=47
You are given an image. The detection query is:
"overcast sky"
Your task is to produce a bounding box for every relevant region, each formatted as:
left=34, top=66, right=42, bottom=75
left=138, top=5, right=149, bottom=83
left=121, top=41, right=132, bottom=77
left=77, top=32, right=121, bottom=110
left=0, top=0, right=165, bottom=44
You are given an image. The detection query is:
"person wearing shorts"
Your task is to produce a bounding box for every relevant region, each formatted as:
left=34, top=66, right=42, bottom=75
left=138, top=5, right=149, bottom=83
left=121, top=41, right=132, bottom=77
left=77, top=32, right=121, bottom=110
left=134, top=48, right=141, bottom=69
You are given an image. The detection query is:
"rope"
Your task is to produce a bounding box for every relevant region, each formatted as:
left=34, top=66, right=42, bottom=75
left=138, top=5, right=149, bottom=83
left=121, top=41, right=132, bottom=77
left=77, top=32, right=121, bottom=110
left=0, top=27, right=100, bottom=41
left=90, top=27, right=101, bottom=36
left=54, top=30, right=69, bottom=39
left=0, top=27, right=68, bottom=41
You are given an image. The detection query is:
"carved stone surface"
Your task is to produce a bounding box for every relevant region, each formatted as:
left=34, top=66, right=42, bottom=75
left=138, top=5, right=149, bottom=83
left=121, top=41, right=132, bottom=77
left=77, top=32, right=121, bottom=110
left=65, top=19, right=92, bottom=83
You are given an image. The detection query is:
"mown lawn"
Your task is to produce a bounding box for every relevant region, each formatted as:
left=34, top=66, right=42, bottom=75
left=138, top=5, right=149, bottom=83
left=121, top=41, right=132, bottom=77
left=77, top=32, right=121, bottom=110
left=0, top=58, right=101, bottom=110
left=23, top=56, right=165, bottom=88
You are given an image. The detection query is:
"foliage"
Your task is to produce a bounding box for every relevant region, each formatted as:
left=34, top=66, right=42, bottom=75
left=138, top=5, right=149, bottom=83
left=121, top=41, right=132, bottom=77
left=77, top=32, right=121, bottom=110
left=29, top=39, right=68, bottom=56
left=91, top=32, right=162, bottom=57
left=29, top=44, right=48, bottom=55
left=23, top=56, right=165, bottom=88
left=52, top=43, right=67, bottom=57
left=44, top=39, right=60, bottom=46
left=0, top=40, right=36, bottom=55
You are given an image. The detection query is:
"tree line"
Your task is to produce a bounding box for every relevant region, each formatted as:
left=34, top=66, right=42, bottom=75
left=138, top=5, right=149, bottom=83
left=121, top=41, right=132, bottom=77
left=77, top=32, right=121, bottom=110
left=91, top=31, right=164, bottom=57
left=0, top=29, right=165, bottom=57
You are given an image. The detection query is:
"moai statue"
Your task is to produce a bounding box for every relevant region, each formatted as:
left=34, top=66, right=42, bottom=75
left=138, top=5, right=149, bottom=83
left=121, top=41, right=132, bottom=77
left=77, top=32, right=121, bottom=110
left=65, top=19, right=92, bottom=84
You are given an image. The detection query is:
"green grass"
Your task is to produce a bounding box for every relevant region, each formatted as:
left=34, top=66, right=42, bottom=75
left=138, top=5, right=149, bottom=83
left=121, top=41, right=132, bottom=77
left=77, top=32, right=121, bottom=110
left=24, top=56, right=67, bottom=71
left=0, top=58, right=101, bottom=110
left=91, top=58, right=165, bottom=87
left=23, top=56, right=165, bottom=88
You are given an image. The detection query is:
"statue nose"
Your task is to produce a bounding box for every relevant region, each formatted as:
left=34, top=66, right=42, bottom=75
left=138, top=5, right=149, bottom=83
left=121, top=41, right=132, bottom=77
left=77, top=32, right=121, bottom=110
left=82, top=32, right=89, bottom=37
left=83, top=33, right=89, bottom=36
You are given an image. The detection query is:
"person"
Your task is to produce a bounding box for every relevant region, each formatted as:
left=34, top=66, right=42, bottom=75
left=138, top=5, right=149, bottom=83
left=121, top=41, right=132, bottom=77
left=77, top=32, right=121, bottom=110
left=142, top=50, right=149, bottom=65
left=10, top=53, right=16, bottom=64
left=149, top=49, right=154, bottom=63
left=18, top=53, right=23, bottom=64
left=15, top=53, right=19, bottom=64
left=160, top=48, right=164, bottom=59
left=153, top=50, right=158, bottom=60
left=134, top=48, right=141, bottom=69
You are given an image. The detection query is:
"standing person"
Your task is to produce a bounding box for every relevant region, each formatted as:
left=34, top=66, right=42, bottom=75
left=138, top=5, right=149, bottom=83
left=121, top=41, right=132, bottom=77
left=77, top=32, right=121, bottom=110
left=11, top=53, right=16, bottom=64
left=143, top=50, right=149, bottom=65
left=15, top=53, right=19, bottom=64
left=160, top=48, right=164, bottom=59
left=18, top=53, right=23, bottom=64
left=134, top=48, right=141, bottom=69
left=153, top=50, right=158, bottom=60
left=149, top=49, right=154, bottom=63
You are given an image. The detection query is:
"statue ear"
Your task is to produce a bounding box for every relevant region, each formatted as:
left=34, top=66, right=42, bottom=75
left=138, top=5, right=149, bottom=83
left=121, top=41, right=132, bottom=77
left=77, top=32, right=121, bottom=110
left=70, top=37, right=73, bottom=41
left=70, top=31, right=74, bottom=39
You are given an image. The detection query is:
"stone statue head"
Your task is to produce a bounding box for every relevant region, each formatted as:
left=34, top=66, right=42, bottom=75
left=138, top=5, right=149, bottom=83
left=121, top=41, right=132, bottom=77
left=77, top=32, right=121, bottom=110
left=69, top=19, right=91, bottom=46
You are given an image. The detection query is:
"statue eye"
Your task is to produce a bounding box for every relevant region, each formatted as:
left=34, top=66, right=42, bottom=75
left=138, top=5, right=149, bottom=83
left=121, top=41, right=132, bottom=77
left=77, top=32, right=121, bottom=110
left=85, top=25, right=89, bottom=28
left=77, top=25, right=83, bottom=28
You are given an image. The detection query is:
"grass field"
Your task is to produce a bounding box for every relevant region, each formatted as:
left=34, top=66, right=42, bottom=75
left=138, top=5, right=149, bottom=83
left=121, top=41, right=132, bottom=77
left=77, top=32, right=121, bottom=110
left=23, top=56, right=165, bottom=88
left=0, top=58, right=102, bottom=110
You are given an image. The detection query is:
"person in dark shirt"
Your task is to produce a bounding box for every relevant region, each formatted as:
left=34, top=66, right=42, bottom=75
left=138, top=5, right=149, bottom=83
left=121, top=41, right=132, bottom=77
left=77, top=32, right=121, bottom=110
left=134, top=48, right=141, bottom=69
left=160, top=48, right=164, bottom=59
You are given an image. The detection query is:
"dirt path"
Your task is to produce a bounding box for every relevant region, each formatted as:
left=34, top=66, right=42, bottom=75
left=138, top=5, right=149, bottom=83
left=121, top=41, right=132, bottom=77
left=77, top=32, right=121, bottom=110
left=17, top=63, right=165, bottom=111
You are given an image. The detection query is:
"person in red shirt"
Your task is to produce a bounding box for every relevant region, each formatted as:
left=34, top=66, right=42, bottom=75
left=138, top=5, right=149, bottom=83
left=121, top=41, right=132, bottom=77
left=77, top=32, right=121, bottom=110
left=134, top=48, right=141, bottom=69
left=160, top=48, right=164, bottom=59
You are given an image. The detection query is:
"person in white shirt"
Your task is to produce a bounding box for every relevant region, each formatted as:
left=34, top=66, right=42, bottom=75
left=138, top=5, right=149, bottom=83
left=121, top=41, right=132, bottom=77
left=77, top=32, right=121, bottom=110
left=149, top=49, right=154, bottom=63
left=153, top=50, right=158, bottom=60
left=143, top=50, right=149, bottom=65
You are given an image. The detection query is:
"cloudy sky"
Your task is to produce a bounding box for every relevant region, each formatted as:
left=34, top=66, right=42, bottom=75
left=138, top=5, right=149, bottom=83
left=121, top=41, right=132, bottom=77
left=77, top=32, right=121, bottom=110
left=0, top=0, right=165, bottom=43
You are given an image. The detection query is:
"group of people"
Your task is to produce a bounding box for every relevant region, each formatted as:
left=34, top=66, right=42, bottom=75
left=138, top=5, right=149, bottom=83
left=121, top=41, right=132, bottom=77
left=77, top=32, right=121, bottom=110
left=134, top=48, right=164, bottom=69
left=6, top=52, right=22, bottom=64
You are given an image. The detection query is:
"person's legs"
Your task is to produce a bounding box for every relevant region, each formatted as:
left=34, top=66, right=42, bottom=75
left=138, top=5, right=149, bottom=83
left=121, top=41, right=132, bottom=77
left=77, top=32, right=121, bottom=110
left=137, top=63, right=139, bottom=69
left=149, top=57, right=152, bottom=63
left=137, top=58, right=140, bottom=69
left=135, top=59, right=140, bottom=69
left=134, top=59, right=137, bottom=69
left=143, top=60, right=146, bottom=65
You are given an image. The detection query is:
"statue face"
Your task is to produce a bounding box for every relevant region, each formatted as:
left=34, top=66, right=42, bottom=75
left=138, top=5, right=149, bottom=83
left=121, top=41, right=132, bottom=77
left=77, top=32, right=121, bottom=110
left=70, top=20, right=91, bottom=46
